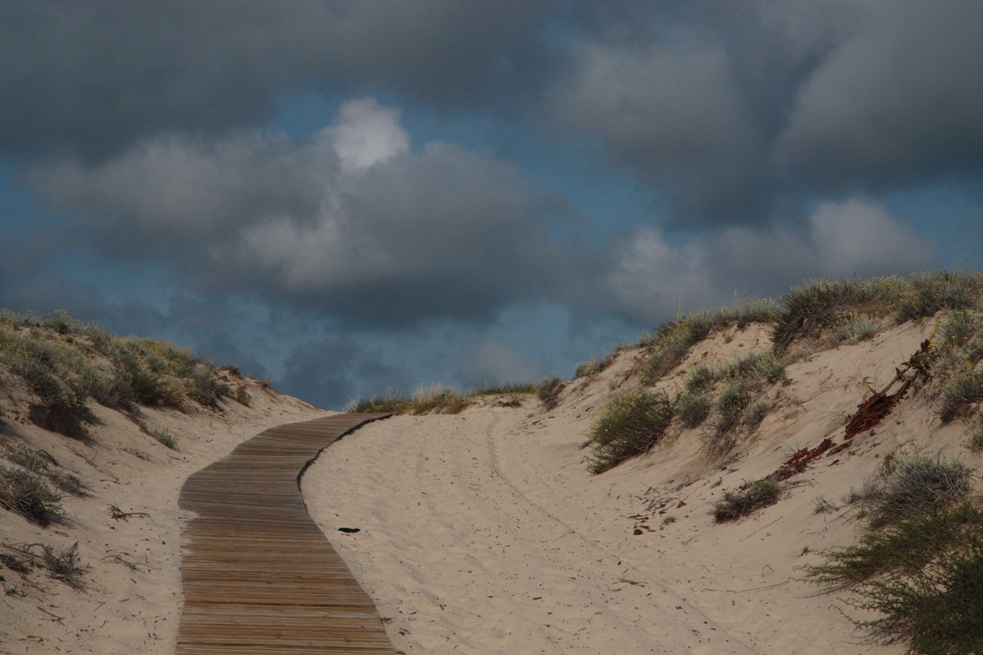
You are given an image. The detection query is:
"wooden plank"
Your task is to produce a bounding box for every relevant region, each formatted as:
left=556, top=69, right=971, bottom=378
left=176, top=413, right=395, bottom=654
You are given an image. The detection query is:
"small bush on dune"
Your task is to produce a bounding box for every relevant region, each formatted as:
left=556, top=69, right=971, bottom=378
left=685, top=363, right=719, bottom=394
left=940, top=370, right=983, bottom=423
left=676, top=391, right=712, bottom=428
left=586, top=389, right=675, bottom=474
left=722, top=351, right=786, bottom=384
left=808, top=453, right=981, bottom=654
left=809, top=503, right=983, bottom=590
left=575, top=357, right=608, bottom=379
left=145, top=423, right=179, bottom=450
left=847, top=452, right=973, bottom=530
left=713, top=478, right=784, bottom=522
left=707, top=379, right=754, bottom=457
left=824, top=312, right=881, bottom=346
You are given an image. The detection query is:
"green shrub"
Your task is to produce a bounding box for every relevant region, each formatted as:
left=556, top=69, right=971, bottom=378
left=707, top=379, right=754, bottom=456
left=685, top=364, right=719, bottom=394
left=722, top=351, right=786, bottom=384
left=346, top=394, right=412, bottom=414
left=473, top=382, right=538, bottom=396
left=145, top=423, right=179, bottom=450
left=808, top=503, right=983, bottom=654
left=586, top=389, right=675, bottom=474
left=676, top=391, right=712, bottom=428
left=808, top=503, right=983, bottom=589
left=713, top=478, right=784, bottom=522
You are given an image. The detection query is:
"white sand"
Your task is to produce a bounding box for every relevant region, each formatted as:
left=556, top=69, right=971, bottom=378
left=306, top=320, right=977, bottom=655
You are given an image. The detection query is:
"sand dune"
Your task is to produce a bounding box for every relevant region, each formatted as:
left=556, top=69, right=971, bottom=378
left=305, top=318, right=975, bottom=655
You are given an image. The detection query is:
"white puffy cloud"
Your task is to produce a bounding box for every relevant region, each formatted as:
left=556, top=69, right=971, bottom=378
left=36, top=98, right=571, bottom=325
left=327, top=99, right=410, bottom=173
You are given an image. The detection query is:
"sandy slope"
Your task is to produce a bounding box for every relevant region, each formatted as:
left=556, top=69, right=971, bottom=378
left=0, top=375, right=326, bottom=655
left=306, top=319, right=980, bottom=655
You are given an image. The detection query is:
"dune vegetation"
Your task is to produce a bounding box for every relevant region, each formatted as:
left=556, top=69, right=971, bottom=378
left=571, top=271, right=983, bottom=654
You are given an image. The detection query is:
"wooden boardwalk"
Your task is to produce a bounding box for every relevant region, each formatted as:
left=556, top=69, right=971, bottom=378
left=176, top=413, right=395, bottom=654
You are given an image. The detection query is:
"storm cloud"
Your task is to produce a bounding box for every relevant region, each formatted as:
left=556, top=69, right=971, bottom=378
left=3, top=1, right=979, bottom=407
left=37, top=99, right=575, bottom=325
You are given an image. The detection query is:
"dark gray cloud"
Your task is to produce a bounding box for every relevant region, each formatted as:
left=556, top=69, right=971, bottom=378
left=554, top=0, right=983, bottom=225
left=36, top=99, right=578, bottom=326
left=773, top=1, right=983, bottom=188
left=279, top=338, right=413, bottom=410
left=0, top=0, right=548, bottom=157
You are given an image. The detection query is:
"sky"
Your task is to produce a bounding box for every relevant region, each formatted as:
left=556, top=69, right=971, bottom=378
left=2, top=1, right=983, bottom=409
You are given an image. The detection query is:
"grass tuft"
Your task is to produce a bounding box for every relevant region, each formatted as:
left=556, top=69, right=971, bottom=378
left=676, top=391, right=712, bottom=429
left=574, top=357, right=608, bottom=379
left=586, top=389, right=675, bottom=474
left=639, top=299, right=778, bottom=384
left=40, top=541, right=87, bottom=589
left=538, top=377, right=565, bottom=411
left=846, top=452, right=973, bottom=529
left=713, top=478, right=784, bottom=522
left=0, top=466, right=66, bottom=526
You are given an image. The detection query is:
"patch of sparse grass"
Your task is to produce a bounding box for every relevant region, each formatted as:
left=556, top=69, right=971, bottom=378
left=895, top=270, right=983, bottom=323
left=348, top=386, right=471, bottom=415
left=575, top=357, right=609, bottom=379
left=713, top=478, right=784, bottom=522
left=772, top=277, right=906, bottom=355
left=39, top=542, right=87, bottom=589
left=707, top=379, right=754, bottom=457
left=0, top=310, right=237, bottom=418
left=639, top=299, right=778, bottom=384
left=586, top=389, right=675, bottom=474
left=538, top=376, right=565, bottom=411
left=676, top=391, right=712, bottom=428
left=773, top=272, right=983, bottom=356
left=145, top=423, right=178, bottom=450
left=824, top=312, right=881, bottom=346
left=685, top=363, right=720, bottom=394
left=846, top=452, right=973, bottom=530
left=940, top=370, right=983, bottom=423
left=722, top=351, right=786, bottom=384
left=0, top=466, right=65, bottom=526
left=473, top=382, right=538, bottom=396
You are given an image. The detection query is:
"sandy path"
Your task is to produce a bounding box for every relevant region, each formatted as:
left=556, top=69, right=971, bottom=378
left=304, top=410, right=755, bottom=655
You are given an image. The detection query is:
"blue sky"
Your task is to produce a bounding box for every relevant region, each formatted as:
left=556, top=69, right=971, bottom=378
left=2, top=1, right=982, bottom=409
